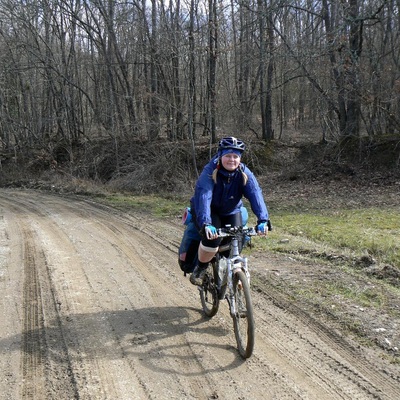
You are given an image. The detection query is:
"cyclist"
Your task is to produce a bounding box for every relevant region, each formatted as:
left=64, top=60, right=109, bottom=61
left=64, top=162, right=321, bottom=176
left=190, top=136, right=270, bottom=285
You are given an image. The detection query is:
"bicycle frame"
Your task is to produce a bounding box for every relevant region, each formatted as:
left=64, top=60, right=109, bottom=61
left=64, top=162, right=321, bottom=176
left=214, top=227, right=254, bottom=315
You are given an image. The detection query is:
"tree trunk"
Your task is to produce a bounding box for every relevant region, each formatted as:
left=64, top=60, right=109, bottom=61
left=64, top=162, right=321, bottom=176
left=188, top=0, right=199, bottom=176
left=344, top=0, right=362, bottom=137
left=207, top=0, right=217, bottom=143
left=149, top=0, right=160, bottom=140
left=264, top=9, right=274, bottom=140
left=258, top=0, right=274, bottom=141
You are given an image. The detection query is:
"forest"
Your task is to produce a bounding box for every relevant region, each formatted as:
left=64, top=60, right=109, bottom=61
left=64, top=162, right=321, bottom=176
left=0, top=0, right=399, bottom=187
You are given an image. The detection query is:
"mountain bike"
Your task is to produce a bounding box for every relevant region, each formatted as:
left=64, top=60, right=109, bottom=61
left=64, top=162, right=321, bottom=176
left=198, top=225, right=257, bottom=359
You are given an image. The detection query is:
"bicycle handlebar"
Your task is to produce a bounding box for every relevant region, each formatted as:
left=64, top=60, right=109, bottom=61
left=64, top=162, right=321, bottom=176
left=217, top=226, right=258, bottom=237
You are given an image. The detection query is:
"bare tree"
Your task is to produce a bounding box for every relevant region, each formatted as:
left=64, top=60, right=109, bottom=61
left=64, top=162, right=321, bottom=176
left=188, top=0, right=199, bottom=176
left=0, top=0, right=399, bottom=170
left=204, top=0, right=218, bottom=143
left=258, top=0, right=275, bottom=140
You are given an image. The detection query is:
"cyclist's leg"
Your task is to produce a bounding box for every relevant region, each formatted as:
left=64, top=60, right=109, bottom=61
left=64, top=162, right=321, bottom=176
left=220, top=212, right=243, bottom=255
left=191, top=241, right=219, bottom=283
left=190, top=214, right=222, bottom=285
left=191, top=244, right=217, bottom=283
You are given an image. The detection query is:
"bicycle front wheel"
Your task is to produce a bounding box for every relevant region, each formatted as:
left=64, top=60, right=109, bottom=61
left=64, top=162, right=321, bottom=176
left=232, top=270, right=255, bottom=358
left=200, top=264, right=219, bottom=317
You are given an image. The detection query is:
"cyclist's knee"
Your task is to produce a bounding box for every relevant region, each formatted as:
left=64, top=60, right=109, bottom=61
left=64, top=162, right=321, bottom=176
left=199, top=242, right=218, bottom=262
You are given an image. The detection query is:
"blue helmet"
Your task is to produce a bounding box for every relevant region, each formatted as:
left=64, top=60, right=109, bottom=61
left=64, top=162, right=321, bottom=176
left=218, top=137, right=246, bottom=154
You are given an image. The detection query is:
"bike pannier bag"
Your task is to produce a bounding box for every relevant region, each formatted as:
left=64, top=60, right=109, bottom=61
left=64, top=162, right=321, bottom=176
left=178, top=209, right=201, bottom=275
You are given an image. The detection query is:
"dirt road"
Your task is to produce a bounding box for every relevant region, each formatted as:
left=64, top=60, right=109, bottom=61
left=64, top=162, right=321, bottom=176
left=0, top=189, right=399, bottom=400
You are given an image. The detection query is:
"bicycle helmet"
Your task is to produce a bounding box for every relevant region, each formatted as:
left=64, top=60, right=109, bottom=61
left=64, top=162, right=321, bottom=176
left=218, top=137, right=246, bottom=154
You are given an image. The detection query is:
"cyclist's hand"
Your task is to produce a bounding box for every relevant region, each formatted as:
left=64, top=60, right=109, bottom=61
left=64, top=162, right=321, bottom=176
left=256, top=222, right=268, bottom=236
left=204, top=224, right=218, bottom=239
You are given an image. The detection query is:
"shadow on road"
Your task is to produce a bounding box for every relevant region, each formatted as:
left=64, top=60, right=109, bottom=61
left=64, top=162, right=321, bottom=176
left=0, top=305, right=246, bottom=377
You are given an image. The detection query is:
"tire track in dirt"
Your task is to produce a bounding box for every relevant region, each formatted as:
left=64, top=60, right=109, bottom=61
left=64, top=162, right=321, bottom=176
left=2, top=198, right=79, bottom=399
left=20, top=227, right=47, bottom=399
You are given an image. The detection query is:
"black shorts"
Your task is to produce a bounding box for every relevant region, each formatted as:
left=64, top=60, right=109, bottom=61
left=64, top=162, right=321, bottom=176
left=201, top=211, right=242, bottom=248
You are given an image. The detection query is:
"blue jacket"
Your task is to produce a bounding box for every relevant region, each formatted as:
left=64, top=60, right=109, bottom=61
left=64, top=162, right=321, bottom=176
left=190, top=156, right=269, bottom=228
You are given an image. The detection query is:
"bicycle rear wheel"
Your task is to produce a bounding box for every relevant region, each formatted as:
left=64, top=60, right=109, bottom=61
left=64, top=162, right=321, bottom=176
left=232, top=270, right=255, bottom=358
left=200, top=264, right=219, bottom=317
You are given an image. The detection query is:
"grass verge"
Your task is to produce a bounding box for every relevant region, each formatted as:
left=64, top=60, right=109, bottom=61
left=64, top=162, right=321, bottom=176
left=251, top=207, right=400, bottom=269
